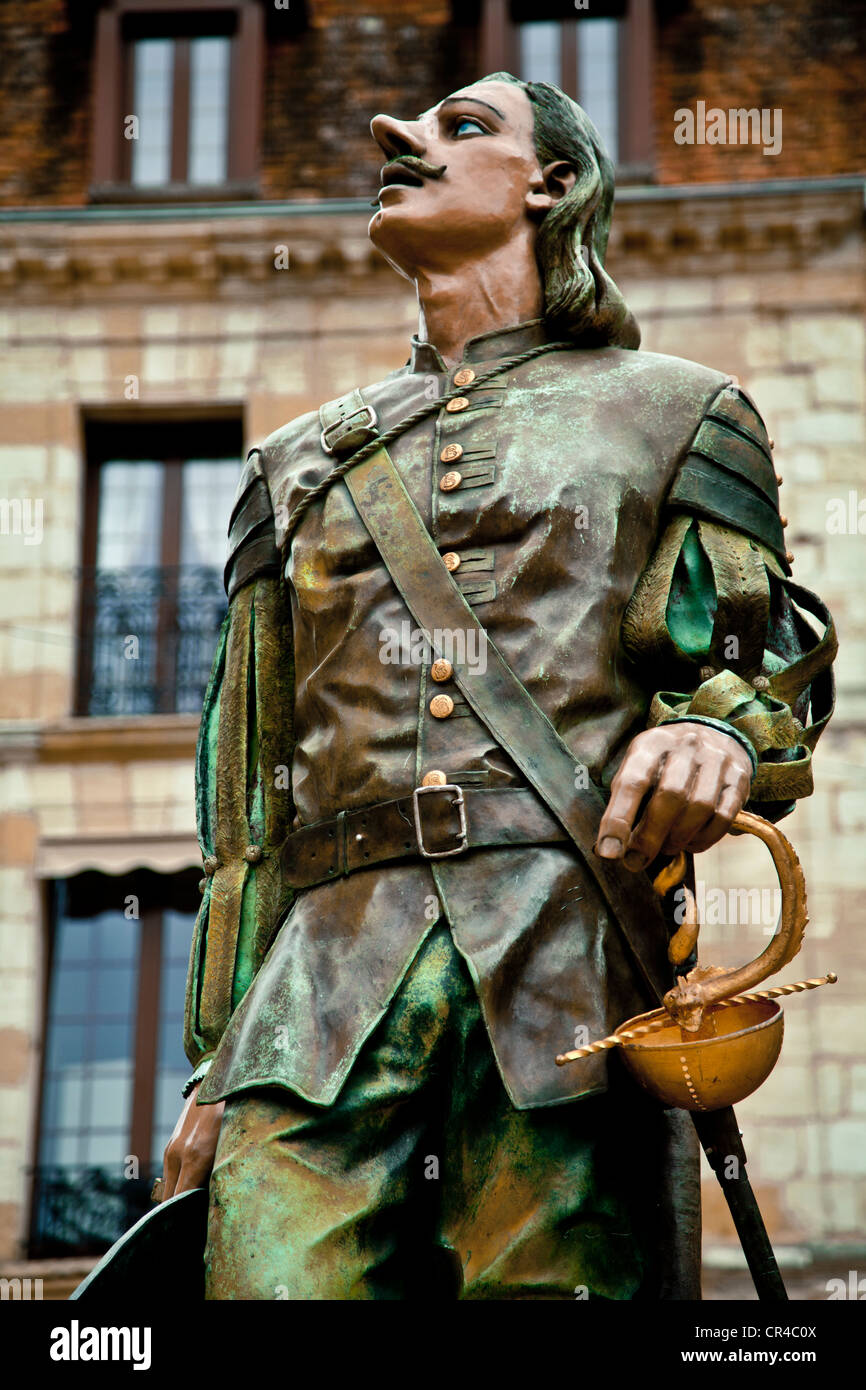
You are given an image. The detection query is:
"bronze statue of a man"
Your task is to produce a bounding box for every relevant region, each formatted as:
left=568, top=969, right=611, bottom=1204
left=160, top=75, right=834, bottom=1300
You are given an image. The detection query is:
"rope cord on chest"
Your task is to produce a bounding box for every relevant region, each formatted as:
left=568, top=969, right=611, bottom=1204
left=281, top=338, right=575, bottom=548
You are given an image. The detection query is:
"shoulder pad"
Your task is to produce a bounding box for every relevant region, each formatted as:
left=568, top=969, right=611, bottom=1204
left=664, top=385, right=789, bottom=573
left=224, top=448, right=281, bottom=601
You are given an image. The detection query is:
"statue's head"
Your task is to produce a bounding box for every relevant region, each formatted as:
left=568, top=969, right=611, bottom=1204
left=368, top=74, right=638, bottom=350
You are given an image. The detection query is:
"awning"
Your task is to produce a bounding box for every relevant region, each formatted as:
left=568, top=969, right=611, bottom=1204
left=35, top=834, right=201, bottom=879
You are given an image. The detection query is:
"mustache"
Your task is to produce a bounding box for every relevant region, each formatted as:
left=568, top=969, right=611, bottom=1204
left=382, top=155, right=447, bottom=181
left=371, top=155, right=448, bottom=206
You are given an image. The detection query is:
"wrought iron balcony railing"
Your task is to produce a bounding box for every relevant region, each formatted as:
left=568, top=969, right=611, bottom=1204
left=28, top=1164, right=158, bottom=1259
left=76, top=564, right=228, bottom=717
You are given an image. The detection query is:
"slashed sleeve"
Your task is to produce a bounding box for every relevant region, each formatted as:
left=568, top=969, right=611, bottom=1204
left=182, top=448, right=296, bottom=1081
left=621, top=384, right=837, bottom=821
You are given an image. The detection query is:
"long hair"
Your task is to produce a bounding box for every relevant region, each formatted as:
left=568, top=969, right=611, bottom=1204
left=480, top=73, right=640, bottom=350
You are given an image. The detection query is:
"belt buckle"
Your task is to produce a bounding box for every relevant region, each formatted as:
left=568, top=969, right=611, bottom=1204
left=320, top=403, right=379, bottom=457
left=411, top=784, right=468, bottom=859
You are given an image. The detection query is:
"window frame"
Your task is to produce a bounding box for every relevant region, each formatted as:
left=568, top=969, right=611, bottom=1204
left=89, top=0, right=264, bottom=202
left=27, top=870, right=202, bottom=1257
left=75, top=412, right=242, bottom=718
left=479, top=0, right=655, bottom=180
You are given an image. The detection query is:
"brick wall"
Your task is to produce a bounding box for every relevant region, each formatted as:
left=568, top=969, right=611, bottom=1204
left=0, top=0, right=93, bottom=206
left=262, top=1, right=476, bottom=201
left=654, top=0, right=866, bottom=183
left=3, top=1, right=864, bottom=209
left=0, top=0, right=476, bottom=208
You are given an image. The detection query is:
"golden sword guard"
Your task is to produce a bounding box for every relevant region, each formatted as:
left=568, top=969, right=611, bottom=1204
left=556, top=810, right=836, bottom=1111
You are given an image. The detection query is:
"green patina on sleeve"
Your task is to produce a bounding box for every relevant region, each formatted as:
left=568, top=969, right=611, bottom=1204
left=624, top=514, right=836, bottom=820
left=231, top=605, right=268, bottom=1010
left=195, top=611, right=230, bottom=858
left=664, top=520, right=717, bottom=659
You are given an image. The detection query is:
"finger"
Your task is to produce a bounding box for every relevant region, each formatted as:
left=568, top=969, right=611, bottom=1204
left=163, top=1141, right=181, bottom=1190
left=660, top=753, right=728, bottom=853
left=596, top=746, right=664, bottom=857
left=624, top=738, right=702, bottom=869
left=683, top=778, right=750, bottom=854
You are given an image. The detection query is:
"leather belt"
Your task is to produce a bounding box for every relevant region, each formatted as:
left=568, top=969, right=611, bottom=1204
left=280, top=784, right=569, bottom=890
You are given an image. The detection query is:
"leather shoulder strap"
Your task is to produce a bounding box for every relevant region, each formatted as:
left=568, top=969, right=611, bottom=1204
left=342, top=442, right=673, bottom=1006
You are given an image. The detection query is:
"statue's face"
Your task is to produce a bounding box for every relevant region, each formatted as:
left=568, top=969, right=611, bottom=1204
left=368, top=80, right=541, bottom=278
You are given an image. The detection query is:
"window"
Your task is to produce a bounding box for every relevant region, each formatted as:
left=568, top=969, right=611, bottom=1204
left=90, top=1, right=264, bottom=200
left=76, top=417, right=242, bottom=716
left=479, top=0, right=654, bottom=178
left=516, top=17, right=621, bottom=162
left=127, top=28, right=232, bottom=188
left=30, top=870, right=201, bottom=1257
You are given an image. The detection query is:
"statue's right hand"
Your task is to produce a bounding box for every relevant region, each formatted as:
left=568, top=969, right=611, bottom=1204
left=160, top=1084, right=225, bottom=1201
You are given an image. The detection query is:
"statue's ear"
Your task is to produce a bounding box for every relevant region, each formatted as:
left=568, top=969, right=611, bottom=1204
left=526, top=160, right=577, bottom=217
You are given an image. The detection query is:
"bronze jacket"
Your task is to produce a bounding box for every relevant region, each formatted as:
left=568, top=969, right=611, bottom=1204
left=186, top=320, right=835, bottom=1110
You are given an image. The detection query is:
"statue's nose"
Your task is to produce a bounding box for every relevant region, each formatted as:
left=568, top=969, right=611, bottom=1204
left=370, top=112, right=426, bottom=161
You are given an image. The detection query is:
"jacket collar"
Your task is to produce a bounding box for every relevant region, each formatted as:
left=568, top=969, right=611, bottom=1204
left=408, top=318, right=552, bottom=374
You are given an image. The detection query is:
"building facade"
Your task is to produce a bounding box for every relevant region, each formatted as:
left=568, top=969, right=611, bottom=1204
left=0, top=0, right=864, bottom=1298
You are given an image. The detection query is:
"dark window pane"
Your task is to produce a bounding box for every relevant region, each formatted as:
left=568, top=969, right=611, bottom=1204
left=163, top=908, right=195, bottom=963
left=180, top=459, right=238, bottom=567
left=86, top=1067, right=133, bottom=1135
left=94, top=963, right=136, bottom=1019
left=160, top=961, right=187, bottom=1020
left=82, top=1132, right=129, bottom=1168
left=50, top=966, right=92, bottom=1019
left=151, top=1072, right=190, bottom=1165
left=90, top=1020, right=133, bottom=1064
left=46, top=1022, right=87, bottom=1070
left=188, top=36, right=231, bottom=185
left=96, top=461, right=163, bottom=569
left=54, top=918, right=93, bottom=966
left=39, top=1132, right=82, bottom=1167
left=41, top=1075, right=85, bottom=1133
left=130, top=39, right=174, bottom=188
left=578, top=19, right=620, bottom=163
left=94, top=912, right=139, bottom=964
left=519, top=21, right=562, bottom=84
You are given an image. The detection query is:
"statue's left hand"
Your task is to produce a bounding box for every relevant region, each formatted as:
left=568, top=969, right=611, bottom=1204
left=594, top=724, right=752, bottom=871
left=161, top=1085, right=225, bottom=1200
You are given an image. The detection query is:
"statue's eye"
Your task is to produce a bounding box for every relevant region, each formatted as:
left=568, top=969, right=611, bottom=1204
left=453, top=117, right=486, bottom=137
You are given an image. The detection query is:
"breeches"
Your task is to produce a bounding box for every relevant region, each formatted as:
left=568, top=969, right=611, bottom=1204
left=204, top=922, right=700, bottom=1300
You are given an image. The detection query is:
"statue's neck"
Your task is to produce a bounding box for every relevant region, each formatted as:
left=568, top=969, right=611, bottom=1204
left=414, top=242, right=543, bottom=367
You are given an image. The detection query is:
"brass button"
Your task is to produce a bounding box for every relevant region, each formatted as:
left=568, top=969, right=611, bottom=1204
left=453, top=367, right=475, bottom=387
left=753, top=675, right=771, bottom=691
left=780, top=514, right=788, bottom=527
left=440, top=442, right=463, bottom=463
left=429, top=694, right=454, bottom=719
left=769, top=437, right=775, bottom=450
left=440, top=470, right=462, bottom=491
left=699, top=666, right=716, bottom=682
left=244, top=844, right=262, bottom=864
left=203, top=855, right=220, bottom=876
left=442, top=551, right=461, bottom=571
left=198, top=877, right=207, bottom=895
left=776, top=473, right=783, bottom=485
left=421, top=770, right=448, bottom=787
left=445, top=397, right=469, bottom=413
left=786, top=551, right=794, bottom=564
left=431, top=658, right=453, bottom=682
